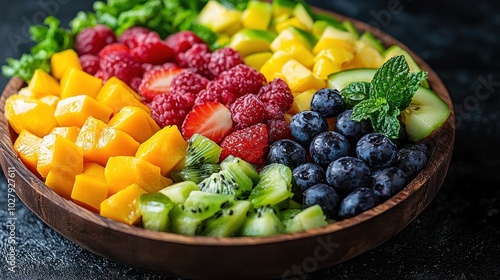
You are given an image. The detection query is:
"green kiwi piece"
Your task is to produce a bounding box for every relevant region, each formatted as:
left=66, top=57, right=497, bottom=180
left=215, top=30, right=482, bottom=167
left=241, top=206, right=285, bottom=237
left=249, top=164, right=293, bottom=208
left=281, top=205, right=328, bottom=233
left=200, top=200, right=252, bottom=237
left=138, top=193, right=175, bottom=232
left=185, top=133, right=222, bottom=167
left=170, top=163, right=221, bottom=184
left=159, top=181, right=200, bottom=205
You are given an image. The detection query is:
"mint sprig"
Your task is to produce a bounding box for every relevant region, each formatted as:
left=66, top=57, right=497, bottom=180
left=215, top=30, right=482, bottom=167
left=350, top=55, right=428, bottom=139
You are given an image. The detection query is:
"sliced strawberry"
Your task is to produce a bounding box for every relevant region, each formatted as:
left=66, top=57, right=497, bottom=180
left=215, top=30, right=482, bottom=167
left=138, top=66, right=182, bottom=102
left=181, top=102, right=233, bottom=144
left=220, top=123, right=269, bottom=165
left=98, top=43, right=130, bottom=59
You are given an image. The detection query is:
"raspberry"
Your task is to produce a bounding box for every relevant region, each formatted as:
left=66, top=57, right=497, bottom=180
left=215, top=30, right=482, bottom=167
left=230, top=94, right=266, bottom=129
left=119, top=26, right=151, bottom=49
left=267, top=119, right=292, bottom=143
left=94, top=70, right=110, bottom=83
left=130, top=77, right=143, bottom=93
left=165, top=31, right=204, bottom=54
left=194, top=80, right=237, bottom=106
left=79, top=54, right=100, bottom=75
left=99, top=52, right=142, bottom=85
left=208, top=47, right=244, bottom=78
left=184, top=43, right=212, bottom=78
left=264, top=103, right=285, bottom=121
left=98, top=43, right=130, bottom=59
left=218, top=64, right=266, bottom=97
left=220, top=123, right=269, bottom=165
left=170, top=71, right=209, bottom=96
left=131, top=32, right=174, bottom=65
left=149, top=93, right=189, bottom=128
left=257, top=78, right=293, bottom=112
left=75, top=24, right=117, bottom=56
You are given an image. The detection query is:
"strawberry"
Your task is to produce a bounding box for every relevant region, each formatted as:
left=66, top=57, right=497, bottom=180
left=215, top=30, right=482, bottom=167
left=220, top=123, right=269, bottom=165
left=138, top=66, right=182, bottom=102
left=98, top=43, right=130, bottom=59
left=181, top=102, right=233, bottom=144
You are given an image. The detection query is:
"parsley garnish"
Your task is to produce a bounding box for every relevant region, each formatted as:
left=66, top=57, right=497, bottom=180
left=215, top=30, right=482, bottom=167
left=350, top=55, right=428, bottom=139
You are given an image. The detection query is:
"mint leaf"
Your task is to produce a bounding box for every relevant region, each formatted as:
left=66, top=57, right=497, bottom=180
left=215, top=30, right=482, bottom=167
left=371, top=55, right=409, bottom=100
left=351, top=97, right=385, bottom=121
left=398, top=71, right=428, bottom=109
left=341, top=81, right=371, bottom=108
left=373, top=107, right=401, bottom=139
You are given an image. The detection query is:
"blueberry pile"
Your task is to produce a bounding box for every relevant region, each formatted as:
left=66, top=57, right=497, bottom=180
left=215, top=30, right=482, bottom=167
left=267, top=88, right=431, bottom=220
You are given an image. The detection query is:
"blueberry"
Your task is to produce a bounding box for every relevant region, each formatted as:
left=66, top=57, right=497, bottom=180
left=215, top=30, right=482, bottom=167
left=326, top=156, right=371, bottom=194
left=394, top=147, right=428, bottom=178
left=370, top=167, right=408, bottom=201
left=334, top=110, right=372, bottom=143
left=356, top=133, right=397, bottom=169
left=405, top=142, right=431, bottom=158
left=310, top=88, right=345, bottom=118
left=267, top=139, right=307, bottom=170
left=292, top=163, right=326, bottom=202
left=309, top=131, right=351, bottom=168
left=303, top=183, right=340, bottom=219
left=289, top=110, right=328, bottom=145
left=338, top=188, right=380, bottom=219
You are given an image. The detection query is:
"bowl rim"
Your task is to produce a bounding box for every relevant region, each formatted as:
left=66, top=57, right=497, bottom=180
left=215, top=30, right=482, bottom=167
left=0, top=9, right=455, bottom=248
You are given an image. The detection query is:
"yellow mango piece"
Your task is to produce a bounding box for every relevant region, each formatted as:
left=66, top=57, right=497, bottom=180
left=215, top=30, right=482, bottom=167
left=244, top=52, right=272, bottom=71
left=50, top=126, right=80, bottom=142
left=100, top=183, right=147, bottom=225
left=28, top=69, right=60, bottom=98
left=229, top=29, right=275, bottom=57
left=197, top=1, right=242, bottom=33
left=82, top=162, right=106, bottom=182
left=108, top=106, right=160, bottom=143
left=105, top=156, right=172, bottom=196
left=275, top=17, right=306, bottom=34
left=241, top=1, right=273, bottom=30
left=45, top=169, right=77, bottom=200
left=260, top=50, right=293, bottom=82
left=39, top=95, right=60, bottom=108
left=51, top=49, right=82, bottom=80
left=60, top=68, right=103, bottom=99
left=13, top=130, right=43, bottom=175
left=37, top=134, right=84, bottom=180
left=54, top=95, right=113, bottom=127
left=135, top=125, right=187, bottom=176
left=96, top=78, right=150, bottom=114
left=71, top=173, right=109, bottom=212
left=282, top=42, right=315, bottom=69
left=281, top=59, right=326, bottom=92
left=288, top=89, right=316, bottom=115
left=270, top=26, right=317, bottom=52
left=4, top=95, right=58, bottom=138
left=313, top=26, right=356, bottom=55
left=343, top=41, right=384, bottom=70
left=75, top=117, right=140, bottom=166
left=313, top=56, right=342, bottom=80
left=17, top=87, right=33, bottom=97
left=316, top=47, right=355, bottom=65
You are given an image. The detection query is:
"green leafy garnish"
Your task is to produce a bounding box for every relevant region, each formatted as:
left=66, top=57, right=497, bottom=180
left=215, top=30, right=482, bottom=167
left=340, top=81, right=370, bottom=108
left=350, top=55, right=428, bottom=139
left=2, top=16, right=73, bottom=82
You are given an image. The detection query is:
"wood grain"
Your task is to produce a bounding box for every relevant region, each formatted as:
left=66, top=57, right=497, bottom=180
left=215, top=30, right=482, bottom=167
left=0, top=10, right=455, bottom=280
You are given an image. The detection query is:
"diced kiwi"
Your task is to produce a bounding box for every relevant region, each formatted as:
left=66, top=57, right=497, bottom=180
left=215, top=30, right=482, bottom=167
left=159, top=181, right=200, bottom=205
left=138, top=193, right=175, bottom=232
left=185, top=134, right=222, bottom=167
left=198, top=170, right=244, bottom=197
left=281, top=205, right=328, bottom=233
left=171, top=191, right=234, bottom=235
left=221, top=155, right=261, bottom=184
left=200, top=200, right=252, bottom=237
left=170, top=163, right=220, bottom=184
left=241, top=207, right=284, bottom=237
left=249, top=164, right=293, bottom=208
left=220, top=156, right=259, bottom=195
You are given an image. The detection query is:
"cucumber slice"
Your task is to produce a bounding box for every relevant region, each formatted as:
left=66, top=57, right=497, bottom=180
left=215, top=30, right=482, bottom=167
left=293, top=3, right=314, bottom=30
left=359, top=32, right=385, bottom=54
left=327, top=68, right=450, bottom=141
left=384, top=45, right=429, bottom=87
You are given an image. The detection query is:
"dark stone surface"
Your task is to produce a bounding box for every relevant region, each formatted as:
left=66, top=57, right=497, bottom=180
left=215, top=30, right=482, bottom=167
left=1, top=0, right=499, bottom=279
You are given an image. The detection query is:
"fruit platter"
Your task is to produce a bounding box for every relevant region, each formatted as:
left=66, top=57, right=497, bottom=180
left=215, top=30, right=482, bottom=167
left=0, top=0, right=454, bottom=278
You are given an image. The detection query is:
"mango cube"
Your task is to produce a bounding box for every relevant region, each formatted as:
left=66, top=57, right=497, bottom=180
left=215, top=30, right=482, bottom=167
left=82, top=162, right=106, bottom=181
left=60, top=68, right=103, bottom=99
left=281, top=59, right=325, bottom=92
left=275, top=17, right=307, bottom=34
left=4, top=95, right=58, bottom=137
left=105, top=156, right=172, bottom=196
left=135, top=125, right=188, bottom=176
left=75, top=117, right=140, bottom=166
left=260, top=50, right=293, bottom=82
left=313, top=56, right=342, bottom=80
left=54, top=95, right=113, bottom=127
left=100, top=183, right=147, bottom=225
left=28, top=69, right=60, bottom=98
left=241, top=1, right=272, bottom=30
left=50, top=126, right=80, bottom=142
left=342, top=41, right=384, bottom=70
left=313, top=26, right=356, bottom=55
left=244, top=52, right=272, bottom=71
left=108, top=106, right=160, bottom=143
left=39, top=95, right=60, bottom=108
left=289, top=89, right=316, bottom=115
left=45, top=169, right=78, bottom=200
left=96, top=77, right=150, bottom=114
left=13, top=130, right=43, bottom=175
left=71, top=173, right=109, bottom=212
left=270, top=26, right=317, bottom=52
left=37, top=134, right=83, bottom=178
left=282, top=42, right=315, bottom=69
left=51, top=49, right=82, bottom=80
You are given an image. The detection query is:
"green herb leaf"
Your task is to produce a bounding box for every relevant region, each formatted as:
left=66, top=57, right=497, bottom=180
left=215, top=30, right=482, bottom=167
left=340, top=81, right=371, bottom=108
left=70, top=11, right=98, bottom=34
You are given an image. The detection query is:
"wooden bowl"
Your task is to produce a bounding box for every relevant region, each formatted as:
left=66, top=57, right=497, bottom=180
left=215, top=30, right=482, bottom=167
left=0, top=9, right=454, bottom=280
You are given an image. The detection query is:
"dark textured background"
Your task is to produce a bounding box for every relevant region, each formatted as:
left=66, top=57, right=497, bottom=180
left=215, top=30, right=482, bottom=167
left=1, top=0, right=500, bottom=279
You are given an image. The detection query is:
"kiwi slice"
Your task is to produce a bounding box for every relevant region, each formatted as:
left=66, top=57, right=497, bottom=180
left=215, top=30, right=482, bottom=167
left=159, top=181, right=200, bottom=205
left=171, top=191, right=234, bottom=235
left=221, top=155, right=261, bottom=184
left=200, top=200, right=252, bottom=237
left=138, top=193, right=175, bottom=232
left=170, top=163, right=220, bottom=184
left=185, top=133, right=222, bottom=167
left=249, top=164, right=293, bottom=208
left=241, top=207, right=284, bottom=237
left=198, top=170, right=245, bottom=197
left=401, top=86, right=450, bottom=141
left=281, top=205, right=328, bottom=233
left=220, top=156, right=258, bottom=195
